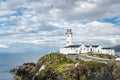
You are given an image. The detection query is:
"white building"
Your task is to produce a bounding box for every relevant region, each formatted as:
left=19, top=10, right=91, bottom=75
left=60, top=29, right=115, bottom=55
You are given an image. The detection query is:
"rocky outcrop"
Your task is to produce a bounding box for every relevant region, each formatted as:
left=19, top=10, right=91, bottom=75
left=14, top=63, right=36, bottom=80
left=13, top=53, right=120, bottom=80
left=10, top=68, right=17, bottom=73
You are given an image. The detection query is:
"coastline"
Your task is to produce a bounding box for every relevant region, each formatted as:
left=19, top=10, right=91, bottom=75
left=0, top=53, right=42, bottom=80
left=12, top=52, right=120, bottom=80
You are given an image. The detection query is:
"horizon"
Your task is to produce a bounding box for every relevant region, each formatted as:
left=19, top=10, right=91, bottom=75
left=0, top=0, right=120, bottom=53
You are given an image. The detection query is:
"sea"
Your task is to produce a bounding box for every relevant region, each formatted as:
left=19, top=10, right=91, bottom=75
left=0, top=52, right=44, bottom=80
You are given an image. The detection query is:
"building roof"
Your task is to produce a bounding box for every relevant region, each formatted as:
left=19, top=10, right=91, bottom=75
left=85, top=45, right=90, bottom=47
left=64, top=44, right=100, bottom=48
left=102, top=48, right=113, bottom=49
left=64, top=45, right=81, bottom=48
left=92, top=45, right=99, bottom=47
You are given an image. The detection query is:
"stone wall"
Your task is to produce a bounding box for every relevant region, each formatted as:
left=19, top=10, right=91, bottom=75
left=66, top=54, right=120, bottom=66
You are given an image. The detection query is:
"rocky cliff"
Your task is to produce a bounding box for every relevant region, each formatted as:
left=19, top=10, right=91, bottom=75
left=13, top=53, right=120, bottom=80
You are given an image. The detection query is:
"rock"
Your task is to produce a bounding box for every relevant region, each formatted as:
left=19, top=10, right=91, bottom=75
left=14, top=62, right=36, bottom=80
left=10, top=68, right=17, bottom=74
left=13, top=53, right=120, bottom=80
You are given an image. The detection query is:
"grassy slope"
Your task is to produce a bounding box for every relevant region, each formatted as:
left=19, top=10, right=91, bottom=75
left=36, top=53, right=108, bottom=80
left=37, top=53, right=75, bottom=72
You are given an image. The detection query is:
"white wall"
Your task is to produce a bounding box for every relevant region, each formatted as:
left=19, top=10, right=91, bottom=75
left=60, top=46, right=115, bottom=55
left=66, top=34, right=72, bottom=46
left=60, top=47, right=78, bottom=54
left=101, top=49, right=115, bottom=55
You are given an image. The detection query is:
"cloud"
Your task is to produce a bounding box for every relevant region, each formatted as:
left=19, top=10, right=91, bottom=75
left=0, top=10, right=17, bottom=16
left=10, top=39, right=44, bottom=45
left=46, top=20, right=120, bottom=46
left=1, top=0, right=120, bottom=20
left=69, top=21, right=120, bottom=46
left=0, top=0, right=120, bottom=52
left=55, top=0, right=120, bottom=21
left=0, top=44, right=8, bottom=48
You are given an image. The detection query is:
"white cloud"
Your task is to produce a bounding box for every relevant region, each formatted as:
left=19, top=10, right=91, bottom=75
left=0, top=10, right=16, bottom=16
left=70, top=21, right=120, bottom=46
left=0, top=44, right=8, bottom=48
left=75, top=1, right=96, bottom=13
left=10, top=40, right=44, bottom=45
left=0, top=0, right=120, bottom=52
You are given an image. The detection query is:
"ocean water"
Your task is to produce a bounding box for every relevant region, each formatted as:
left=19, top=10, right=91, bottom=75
left=0, top=53, right=44, bottom=80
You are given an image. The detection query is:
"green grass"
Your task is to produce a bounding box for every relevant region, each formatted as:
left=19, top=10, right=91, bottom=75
left=37, top=53, right=74, bottom=64
left=85, top=61, right=107, bottom=68
left=37, top=53, right=76, bottom=72
left=80, top=75, right=87, bottom=80
left=37, top=53, right=108, bottom=80
left=47, top=61, right=75, bottom=72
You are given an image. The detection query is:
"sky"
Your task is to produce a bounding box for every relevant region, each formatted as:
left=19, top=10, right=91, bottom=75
left=0, top=0, right=120, bottom=53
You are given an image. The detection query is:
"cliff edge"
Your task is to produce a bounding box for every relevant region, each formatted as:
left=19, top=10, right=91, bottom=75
left=13, top=53, right=120, bottom=80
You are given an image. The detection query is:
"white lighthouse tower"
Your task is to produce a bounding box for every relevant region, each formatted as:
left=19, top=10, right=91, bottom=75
left=66, top=29, right=73, bottom=46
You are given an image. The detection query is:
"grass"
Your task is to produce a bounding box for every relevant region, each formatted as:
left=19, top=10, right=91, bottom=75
left=38, top=53, right=74, bottom=64
left=37, top=53, right=76, bottom=72
left=85, top=61, right=107, bottom=68
left=47, top=61, right=75, bottom=72
left=37, top=53, right=108, bottom=80
left=38, top=53, right=107, bottom=72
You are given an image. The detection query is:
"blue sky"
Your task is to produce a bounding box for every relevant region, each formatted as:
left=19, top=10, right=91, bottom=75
left=0, top=0, right=120, bottom=53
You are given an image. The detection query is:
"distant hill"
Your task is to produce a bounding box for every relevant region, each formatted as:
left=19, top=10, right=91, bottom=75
left=112, top=45, right=120, bottom=52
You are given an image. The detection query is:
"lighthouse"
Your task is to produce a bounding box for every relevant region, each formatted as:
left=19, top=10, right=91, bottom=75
left=66, top=29, right=73, bottom=46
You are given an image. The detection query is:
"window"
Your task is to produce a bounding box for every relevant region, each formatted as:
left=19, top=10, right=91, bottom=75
left=84, top=48, right=85, bottom=50
left=80, top=47, right=82, bottom=50
left=87, top=49, right=89, bottom=51
left=67, top=41, right=69, bottom=44
left=98, top=50, right=99, bottom=52
left=90, top=48, right=92, bottom=52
